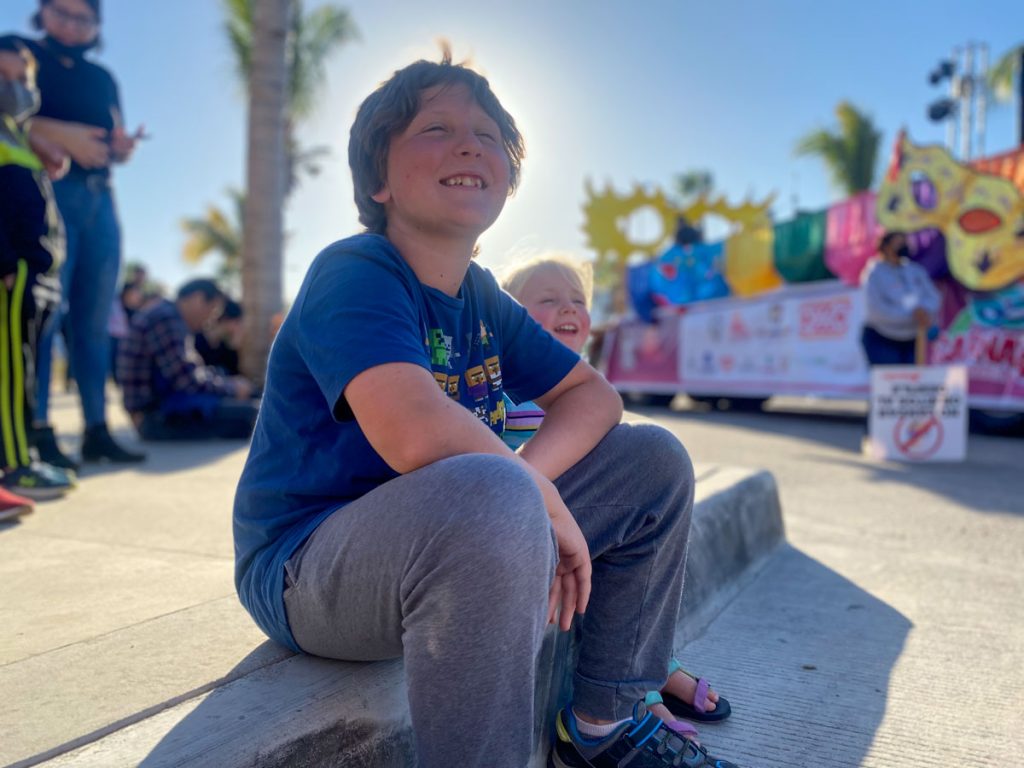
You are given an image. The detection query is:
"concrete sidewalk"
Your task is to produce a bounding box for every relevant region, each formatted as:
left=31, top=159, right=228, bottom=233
left=0, top=396, right=784, bottom=768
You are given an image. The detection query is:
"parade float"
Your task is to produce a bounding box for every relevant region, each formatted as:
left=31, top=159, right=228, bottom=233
left=590, top=133, right=1024, bottom=429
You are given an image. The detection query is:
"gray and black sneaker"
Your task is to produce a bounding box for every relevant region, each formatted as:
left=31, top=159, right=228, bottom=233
left=550, top=702, right=740, bottom=768
left=1, top=465, right=73, bottom=501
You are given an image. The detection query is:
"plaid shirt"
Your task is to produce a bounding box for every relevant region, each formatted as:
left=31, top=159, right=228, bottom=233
left=118, top=299, right=237, bottom=414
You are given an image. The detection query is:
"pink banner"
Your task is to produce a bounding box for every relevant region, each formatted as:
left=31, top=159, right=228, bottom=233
left=931, top=327, right=1024, bottom=407
left=824, top=191, right=883, bottom=286
left=601, top=311, right=682, bottom=390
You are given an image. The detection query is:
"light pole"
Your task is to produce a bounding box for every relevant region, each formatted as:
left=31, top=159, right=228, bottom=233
left=928, top=42, right=990, bottom=160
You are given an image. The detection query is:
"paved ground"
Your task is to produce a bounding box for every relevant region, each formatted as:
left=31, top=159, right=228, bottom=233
left=0, top=393, right=276, bottom=768
left=643, top=397, right=1023, bottom=767
left=2, top=392, right=1021, bottom=767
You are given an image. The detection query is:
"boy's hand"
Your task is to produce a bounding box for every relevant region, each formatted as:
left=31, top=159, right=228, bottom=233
left=540, top=481, right=591, bottom=631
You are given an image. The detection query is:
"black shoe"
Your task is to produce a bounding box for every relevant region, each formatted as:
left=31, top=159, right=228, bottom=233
left=550, top=703, right=740, bottom=768
left=31, top=426, right=80, bottom=472
left=81, top=424, right=147, bottom=464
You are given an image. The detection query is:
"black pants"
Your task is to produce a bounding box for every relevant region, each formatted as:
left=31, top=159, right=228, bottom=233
left=138, top=398, right=259, bottom=441
left=0, top=263, right=57, bottom=469
left=861, top=326, right=916, bottom=366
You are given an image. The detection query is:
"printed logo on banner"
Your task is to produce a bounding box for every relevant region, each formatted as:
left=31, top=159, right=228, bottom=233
left=799, top=297, right=851, bottom=339
left=728, top=313, right=751, bottom=341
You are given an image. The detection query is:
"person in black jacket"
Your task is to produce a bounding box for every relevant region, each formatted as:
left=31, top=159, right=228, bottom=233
left=0, top=39, right=73, bottom=500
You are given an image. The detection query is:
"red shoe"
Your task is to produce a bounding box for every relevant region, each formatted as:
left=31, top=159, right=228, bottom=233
left=0, top=485, right=34, bottom=522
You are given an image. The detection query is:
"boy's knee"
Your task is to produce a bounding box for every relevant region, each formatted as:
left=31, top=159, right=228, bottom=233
left=442, top=455, right=554, bottom=572
left=617, top=423, right=694, bottom=488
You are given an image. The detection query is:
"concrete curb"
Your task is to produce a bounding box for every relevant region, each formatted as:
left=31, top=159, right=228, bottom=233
left=35, top=466, right=784, bottom=768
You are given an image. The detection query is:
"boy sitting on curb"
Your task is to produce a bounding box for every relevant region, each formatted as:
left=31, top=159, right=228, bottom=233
left=233, top=50, right=741, bottom=768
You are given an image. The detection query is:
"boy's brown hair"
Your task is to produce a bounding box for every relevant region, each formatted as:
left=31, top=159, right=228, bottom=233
left=348, top=47, right=525, bottom=234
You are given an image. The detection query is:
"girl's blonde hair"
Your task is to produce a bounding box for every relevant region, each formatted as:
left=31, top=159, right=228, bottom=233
left=500, top=253, right=594, bottom=309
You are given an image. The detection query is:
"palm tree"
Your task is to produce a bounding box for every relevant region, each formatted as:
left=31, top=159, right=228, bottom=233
left=223, top=0, right=358, bottom=196
left=181, top=188, right=244, bottom=291
left=795, top=101, right=882, bottom=197
left=240, top=0, right=290, bottom=382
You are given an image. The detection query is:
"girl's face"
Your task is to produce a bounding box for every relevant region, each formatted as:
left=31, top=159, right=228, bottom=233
left=41, top=0, right=99, bottom=48
left=516, top=265, right=591, bottom=354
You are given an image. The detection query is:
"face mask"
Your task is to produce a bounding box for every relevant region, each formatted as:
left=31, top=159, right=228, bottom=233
left=0, top=79, right=39, bottom=123
left=896, top=245, right=911, bottom=258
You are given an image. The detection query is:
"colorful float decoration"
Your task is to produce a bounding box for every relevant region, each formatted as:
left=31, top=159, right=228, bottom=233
left=586, top=134, right=1024, bottom=411
left=877, top=131, right=1024, bottom=292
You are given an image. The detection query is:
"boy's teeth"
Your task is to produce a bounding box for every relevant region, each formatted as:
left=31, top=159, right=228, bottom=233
left=443, top=176, right=482, bottom=188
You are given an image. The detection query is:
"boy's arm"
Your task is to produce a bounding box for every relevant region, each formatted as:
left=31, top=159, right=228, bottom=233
left=345, top=361, right=593, bottom=631
left=520, top=360, right=623, bottom=481
left=346, top=361, right=535, bottom=473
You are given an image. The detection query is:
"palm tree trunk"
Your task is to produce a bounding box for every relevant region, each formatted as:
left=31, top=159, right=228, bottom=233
left=241, top=0, right=290, bottom=383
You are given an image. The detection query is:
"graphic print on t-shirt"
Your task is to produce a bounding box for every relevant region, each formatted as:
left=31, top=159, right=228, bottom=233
left=426, top=317, right=505, bottom=433
left=484, top=355, right=503, bottom=390
left=465, top=365, right=488, bottom=400
left=429, top=328, right=453, bottom=367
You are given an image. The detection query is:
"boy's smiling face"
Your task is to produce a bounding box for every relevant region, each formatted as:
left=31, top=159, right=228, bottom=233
left=517, top=265, right=591, bottom=354
left=372, top=83, right=511, bottom=241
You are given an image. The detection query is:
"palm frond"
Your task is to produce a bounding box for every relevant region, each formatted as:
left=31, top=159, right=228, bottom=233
left=987, top=44, right=1022, bottom=103
left=180, top=189, right=244, bottom=267
left=288, top=4, right=358, bottom=120
left=795, top=101, right=880, bottom=196
left=222, top=0, right=253, bottom=82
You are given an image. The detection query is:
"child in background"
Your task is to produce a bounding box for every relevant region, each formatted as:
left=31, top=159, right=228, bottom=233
left=233, top=51, right=741, bottom=768
left=501, top=254, right=733, bottom=742
left=0, top=39, right=72, bottom=504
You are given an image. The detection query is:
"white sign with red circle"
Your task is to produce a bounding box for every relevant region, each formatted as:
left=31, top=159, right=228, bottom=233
left=867, top=365, right=967, bottom=462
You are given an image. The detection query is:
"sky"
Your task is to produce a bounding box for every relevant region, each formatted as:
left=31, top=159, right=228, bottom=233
left=3, top=0, right=1022, bottom=301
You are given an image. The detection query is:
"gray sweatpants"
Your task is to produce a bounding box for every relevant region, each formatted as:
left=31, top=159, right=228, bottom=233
left=283, top=422, right=694, bottom=767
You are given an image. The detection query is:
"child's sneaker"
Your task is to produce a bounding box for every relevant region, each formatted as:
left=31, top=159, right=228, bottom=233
left=1, top=465, right=73, bottom=501
left=32, top=461, right=77, bottom=488
left=0, top=486, right=34, bottom=522
left=550, top=702, right=740, bottom=768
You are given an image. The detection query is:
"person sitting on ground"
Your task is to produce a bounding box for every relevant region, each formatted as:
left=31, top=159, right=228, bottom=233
left=117, top=278, right=257, bottom=440
left=0, top=39, right=74, bottom=504
left=501, top=253, right=733, bottom=738
left=194, top=298, right=242, bottom=377
left=233, top=51, right=740, bottom=768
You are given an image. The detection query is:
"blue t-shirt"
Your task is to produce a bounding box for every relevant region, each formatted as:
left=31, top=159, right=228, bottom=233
left=233, top=233, right=579, bottom=650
